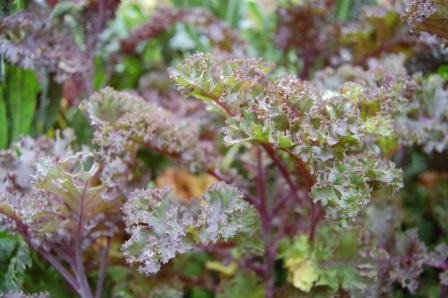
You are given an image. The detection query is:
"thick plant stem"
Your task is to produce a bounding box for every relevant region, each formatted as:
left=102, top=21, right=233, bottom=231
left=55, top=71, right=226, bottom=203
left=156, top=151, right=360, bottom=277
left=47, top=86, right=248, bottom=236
left=73, top=182, right=93, bottom=298
left=95, top=238, right=111, bottom=298
left=41, top=252, right=79, bottom=292
left=74, top=239, right=93, bottom=298
left=256, top=147, right=277, bottom=298
left=283, top=148, right=321, bottom=241
left=256, top=148, right=266, bottom=207
left=262, top=144, right=305, bottom=205
left=260, top=207, right=277, bottom=298
left=19, top=219, right=83, bottom=295
left=440, top=285, right=448, bottom=298
left=264, top=242, right=277, bottom=298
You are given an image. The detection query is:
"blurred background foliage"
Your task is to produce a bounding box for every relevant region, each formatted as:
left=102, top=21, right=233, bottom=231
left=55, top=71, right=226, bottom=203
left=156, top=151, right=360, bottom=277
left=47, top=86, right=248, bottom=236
left=0, top=0, right=447, bottom=297
left=1, top=0, right=382, bottom=150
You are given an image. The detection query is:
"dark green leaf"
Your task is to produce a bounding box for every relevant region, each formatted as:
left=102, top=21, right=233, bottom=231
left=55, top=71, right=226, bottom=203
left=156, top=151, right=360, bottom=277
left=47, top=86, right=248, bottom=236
left=5, top=64, right=39, bottom=142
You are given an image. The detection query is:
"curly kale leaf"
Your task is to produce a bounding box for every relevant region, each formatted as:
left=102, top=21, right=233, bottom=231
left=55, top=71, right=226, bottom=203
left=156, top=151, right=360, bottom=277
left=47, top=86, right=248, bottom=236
left=170, top=53, right=404, bottom=219
left=81, top=88, right=214, bottom=181
left=122, top=182, right=259, bottom=275
left=0, top=133, right=120, bottom=252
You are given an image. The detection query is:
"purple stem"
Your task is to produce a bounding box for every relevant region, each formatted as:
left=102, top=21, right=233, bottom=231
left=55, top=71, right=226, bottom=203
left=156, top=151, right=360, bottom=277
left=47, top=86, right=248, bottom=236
left=256, top=147, right=277, bottom=298
left=0, top=209, right=84, bottom=295
left=40, top=251, right=79, bottom=292
left=440, top=285, right=448, bottom=298
left=262, top=144, right=305, bottom=205
left=256, top=147, right=268, bottom=223
left=73, top=182, right=93, bottom=298
left=282, top=148, right=320, bottom=241
left=273, top=189, right=295, bottom=215
left=95, top=237, right=111, bottom=298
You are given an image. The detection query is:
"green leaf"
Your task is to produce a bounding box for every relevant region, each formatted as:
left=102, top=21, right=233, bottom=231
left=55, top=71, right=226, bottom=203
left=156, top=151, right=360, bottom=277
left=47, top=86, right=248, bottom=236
left=246, top=0, right=265, bottom=28
left=5, top=64, right=39, bottom=142
left=205, top=260, right=238, bottom=276
left=250, top=122, right=270, bottom=142
left=0, top=231, right=32, bottom=292
left=0, top=84, right=7, bottom=148
left=281, top=235, right=320, bottom=292
left=436, top=64, right=448, bottom=81
left=336, top=0, right=354, bottom=21
left=277, top=133, right=294, bottom=149
left=317, top=270, right=338, bottom=290
left=65, top=107, right=93, bottom=145
left=34, top=74, right=62, bottom=135
left=311, top=187, right=339, bottom=207
left=49, top=1, right=82, bottom=19
left=225, top=0, right=240, bottom=28
left=170, top=24, right=197, bottom=50
left=286, top=259, right=320, bottom=292
left=216, top=272, right=265, bottom=298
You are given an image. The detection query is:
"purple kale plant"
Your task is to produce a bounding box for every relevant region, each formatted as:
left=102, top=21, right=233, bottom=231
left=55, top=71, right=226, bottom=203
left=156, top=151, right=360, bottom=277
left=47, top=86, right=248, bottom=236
left=0, top=1, right=447, bottom=297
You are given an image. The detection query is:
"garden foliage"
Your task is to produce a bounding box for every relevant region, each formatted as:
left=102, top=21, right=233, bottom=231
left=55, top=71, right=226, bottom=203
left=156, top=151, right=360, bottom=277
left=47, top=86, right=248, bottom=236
left=0, top=0, right=447, bottom=297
